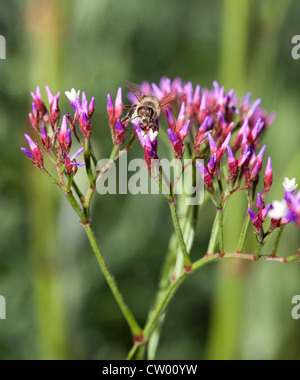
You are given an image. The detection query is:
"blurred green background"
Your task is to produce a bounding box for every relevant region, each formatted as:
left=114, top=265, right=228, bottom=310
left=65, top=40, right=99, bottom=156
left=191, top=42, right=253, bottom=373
left=1, top=0, right=300, bottom=360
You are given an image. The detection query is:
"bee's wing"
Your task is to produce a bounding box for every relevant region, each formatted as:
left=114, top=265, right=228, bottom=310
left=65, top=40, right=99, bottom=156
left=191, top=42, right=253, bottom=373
left=124, top=81, right=144, bottom=102
left=159, top=92, right=185, bottom=108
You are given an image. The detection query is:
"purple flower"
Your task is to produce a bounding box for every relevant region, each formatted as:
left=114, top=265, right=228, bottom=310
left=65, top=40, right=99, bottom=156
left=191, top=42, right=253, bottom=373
left=21, top=134, right=43, bottom=170
left=58, top=115, right=72, bottom=153
left=62, top=147, right=85, bottom=175
left=114, top=119, right=127, bottom=146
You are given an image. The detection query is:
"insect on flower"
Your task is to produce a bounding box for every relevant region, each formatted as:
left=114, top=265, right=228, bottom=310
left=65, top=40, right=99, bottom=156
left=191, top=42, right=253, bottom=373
left=121, top=81, right=184, bottom=135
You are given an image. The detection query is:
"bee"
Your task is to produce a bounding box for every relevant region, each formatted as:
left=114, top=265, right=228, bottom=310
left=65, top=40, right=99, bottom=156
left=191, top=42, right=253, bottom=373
left=121, top=81, right=184, bottom=135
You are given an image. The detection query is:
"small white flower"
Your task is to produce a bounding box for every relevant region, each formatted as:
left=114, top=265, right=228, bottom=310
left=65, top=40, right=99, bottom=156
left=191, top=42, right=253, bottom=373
left=65, top=88, right=80, bottom=102
left=283, top=177, right=298, bottom=192
left=148, top=129, right=158, bottom=142
left=269, top=200, right=288, bottom=220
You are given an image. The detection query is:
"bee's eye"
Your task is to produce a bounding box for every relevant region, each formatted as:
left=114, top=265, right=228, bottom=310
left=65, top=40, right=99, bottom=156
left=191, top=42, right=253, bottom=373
left=149, top=108, right=154, bottom=117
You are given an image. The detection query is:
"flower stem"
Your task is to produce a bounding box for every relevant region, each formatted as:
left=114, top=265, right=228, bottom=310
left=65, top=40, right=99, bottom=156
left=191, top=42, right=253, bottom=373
left=168, top=202, right=192, bottom=269
left=218, top=207, right=225, bottom=254
left=83, top=223, right=143, bottom=337
left=207, top=211, right=220, bottom=254
left=84, top=138, right=95, bottom=187
left=237, top=213, right=250, bottom=253
left=271, top=225, right=285, bottom=257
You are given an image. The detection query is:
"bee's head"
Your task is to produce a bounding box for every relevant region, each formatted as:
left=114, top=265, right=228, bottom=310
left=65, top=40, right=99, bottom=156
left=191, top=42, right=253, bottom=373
left=137, top=106, right=154, bottom=124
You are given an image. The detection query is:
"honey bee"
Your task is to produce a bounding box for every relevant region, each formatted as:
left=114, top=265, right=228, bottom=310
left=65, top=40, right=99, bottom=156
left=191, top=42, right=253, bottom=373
left=121, top=81, right=184, bottom=134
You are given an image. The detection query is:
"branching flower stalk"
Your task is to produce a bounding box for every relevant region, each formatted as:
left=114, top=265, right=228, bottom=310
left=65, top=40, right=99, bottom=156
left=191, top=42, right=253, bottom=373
left=22, top=78, right=300, bottom=360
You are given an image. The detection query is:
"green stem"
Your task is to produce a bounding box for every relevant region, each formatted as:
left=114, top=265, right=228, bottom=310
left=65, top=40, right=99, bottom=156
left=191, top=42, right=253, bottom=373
left=84, top=223, right=142, bottom=336
left=168, top=202, right=192, bottom=268
left=218, top=207, right=225, bottom=254
left=126, top=344, right=139, bottom=361
left=127, top=249, right=300, bottom=359
left=207, top=211, right=219, bottom=254
left=271, top=226, right=285, bottom=257
left=255, top=243, right=264, bottom=259
left=84, top=138, right=95, bottom=187
left=143, top=273, right=187, bottom=338
left=237, top=213, right=250, bottom=253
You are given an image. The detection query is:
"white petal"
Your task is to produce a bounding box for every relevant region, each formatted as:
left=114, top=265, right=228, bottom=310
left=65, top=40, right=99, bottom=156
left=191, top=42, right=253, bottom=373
left=65, top=88, right=80, bottom=102
left=268, top=200, right=288, bottom=220
left=283, top=177, right=298, bottom=192
left=148, top=130, right=158, bottom=142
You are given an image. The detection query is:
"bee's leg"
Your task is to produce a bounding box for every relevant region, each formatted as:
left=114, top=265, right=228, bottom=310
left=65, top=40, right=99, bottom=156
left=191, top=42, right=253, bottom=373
left=121, top=115, right=130, bottom=123
left=123, top=104, right=136, bottom=109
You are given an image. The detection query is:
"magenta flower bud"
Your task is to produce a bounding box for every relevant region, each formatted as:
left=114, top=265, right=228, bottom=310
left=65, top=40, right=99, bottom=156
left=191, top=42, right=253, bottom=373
left=58, top=115, right=72, bottom=153
left=262, top=157, right=273, bottom=197
left=88, top=97, right=95, bottom=117
left=50, top=94, right=60, bottom=126
left=178, top=120, right=190, bottom=141
left=256, top=192, right=264, bottom=212
left=225, top=122, right=234, bottom=136
left=233, top=118, right=248, bottom=152
left=166, top=108, right=176, bottom=132
left=193, top=84, right=201, bottom=113
left=184, top=82, right=193, bottom=118
left=197, top=161, right=214, bottom=192
left=217, top=111, right=226, bottom=130
left=217, top=132, right=231, bottom=161
left=168, top=129, right=183, bottom=159
left=32, top=102, right=38, bottom=118
left=41, top=125, right=52, bottom=152
left=107, top=93, right=114, bottom=128
left=45, top=85, right=54, bottom=107
left=176, top=102, right=186, bottom=133
left=248, top=208, right=262, bottom=234
left=250, top=162, right=260, bottom=181
left=258, top=204, right=271, bottom=221
left=207, top=154, right=217, bottom=177
left=114, top=119, right=127, bottom=146
left=208, top=134, right=218, bottom=154
left=248, top=208, right=263, bottom=233
left=31, top=86, right=47, bottom=115
left=114, top=87, right=123, bottom=120
left=198, top=93, right=208, bottom=125
left=29, top=112, right=39, bottom=132
left=227, top=146, right=237, bottom=180
left=237, top=145, right=251, bottom=168
left=63, top=147, right=85, bottom=175
left=79, top=112, right=92, bottom=139
left=21, top=134, right=43, bottom=170
left=248, top=98, right=262, bottom=118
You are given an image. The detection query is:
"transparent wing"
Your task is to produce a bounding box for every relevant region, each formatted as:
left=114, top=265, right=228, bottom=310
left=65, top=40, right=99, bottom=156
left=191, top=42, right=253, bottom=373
left=124, top=81, right=144, bottom=102
left=159, top=92, right=185, bottom=108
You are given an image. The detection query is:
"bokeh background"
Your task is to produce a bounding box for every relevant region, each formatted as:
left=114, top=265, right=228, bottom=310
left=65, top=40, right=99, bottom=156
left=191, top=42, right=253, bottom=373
left=1, top=0, right=300, bottom=360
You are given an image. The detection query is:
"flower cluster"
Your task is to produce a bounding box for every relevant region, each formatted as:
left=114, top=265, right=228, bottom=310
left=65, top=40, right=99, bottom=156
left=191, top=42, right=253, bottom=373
left=21, top=86, right=93, bottom=178
left=106, top=77, right=279, bottom=210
